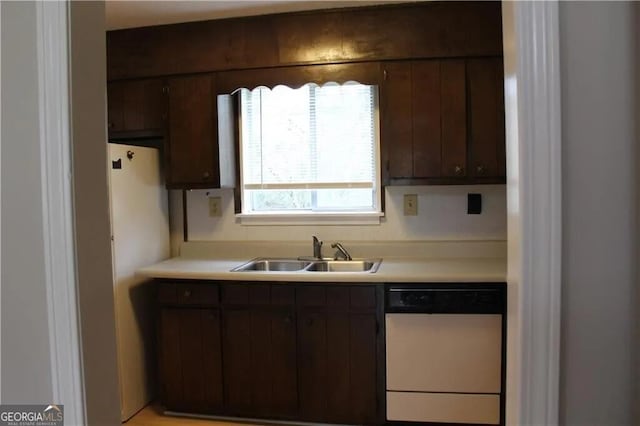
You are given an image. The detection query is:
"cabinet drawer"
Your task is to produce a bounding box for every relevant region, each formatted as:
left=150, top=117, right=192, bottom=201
left=176, top=283, right=219, bottom=306
left=298, top=286, right=376, bottom=310
left=350, top=286, right=376, bottom=309
left=270, top=285, right=295, bottom=306
left=221, top=284, right=295, bottom=306
left=297, top=286, right=326, bottom=307
left=221, top=284, right=248, bottom=305
left=158, top=283, right=178, bottom=304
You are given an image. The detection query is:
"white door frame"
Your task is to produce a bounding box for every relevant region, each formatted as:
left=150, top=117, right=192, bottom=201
left=503, top=1, right=562, bottom=425
left=35, top=1, right=86, bottom=424
left=35, top=1, right=563, bottom=425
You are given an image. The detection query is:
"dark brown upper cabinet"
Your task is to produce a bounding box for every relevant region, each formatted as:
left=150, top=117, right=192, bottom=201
left=107, top=78, right=164, bottom=140
left=467, top=57, right=506, bottom=180
left=106, top=2, right=502, bottom=80
left=381, top=57, right=505, bottom=185
left=106, top=2, right=504, bottom=188
left=165, top=74, right=221, bottom=189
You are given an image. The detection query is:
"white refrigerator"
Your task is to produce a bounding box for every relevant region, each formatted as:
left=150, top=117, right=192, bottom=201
left=108, top=143, right=170, bottom=421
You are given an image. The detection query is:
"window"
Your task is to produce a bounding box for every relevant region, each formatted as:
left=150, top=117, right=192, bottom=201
left=238, top=82, right=381, bottom=220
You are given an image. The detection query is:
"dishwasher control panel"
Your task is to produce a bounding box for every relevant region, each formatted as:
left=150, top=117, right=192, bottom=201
left=386, top=284, right=505, bottom=314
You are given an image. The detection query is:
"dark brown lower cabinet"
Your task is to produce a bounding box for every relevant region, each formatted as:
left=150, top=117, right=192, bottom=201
left=159, top=307, right=223, bottom=413
left=221, top=307, right=297, bottom=419
left=158, top=282, right=379, bottom=424
left=297, top=286, right=379, bottom=425
left=298, top=310, right=378, bottom=425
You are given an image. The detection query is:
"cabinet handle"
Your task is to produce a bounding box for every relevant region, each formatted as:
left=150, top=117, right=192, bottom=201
left=454, top=165, right=464, bottom=176
left=183, top=290, right=191, bottom=298
left=476, top=165, right=486, bottom=175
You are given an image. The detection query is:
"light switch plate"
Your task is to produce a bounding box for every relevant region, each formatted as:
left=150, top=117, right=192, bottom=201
left=208, top=196, right=222, bottom=217
left=404, top=194, right=418, bottom=216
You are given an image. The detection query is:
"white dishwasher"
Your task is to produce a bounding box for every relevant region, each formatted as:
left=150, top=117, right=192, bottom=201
left=385, top=285, right=505, bottom=425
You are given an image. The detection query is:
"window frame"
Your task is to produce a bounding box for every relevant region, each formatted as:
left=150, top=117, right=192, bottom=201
left=236, top=83, right=383, bottom=225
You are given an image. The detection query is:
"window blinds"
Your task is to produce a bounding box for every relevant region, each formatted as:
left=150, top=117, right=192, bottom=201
left=239, top=83, right=378, bottom=212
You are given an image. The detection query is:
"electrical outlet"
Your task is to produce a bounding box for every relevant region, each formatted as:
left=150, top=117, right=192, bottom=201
left=208, top=196, right=222, bottom=217
left=404, top=194, right=418, bottom=216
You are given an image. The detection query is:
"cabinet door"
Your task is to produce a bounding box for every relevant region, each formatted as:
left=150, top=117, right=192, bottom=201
left=440, top=60, right=467, bottom=178
left=221, top=309, right=252, bottom=414
left=411, top=60, right=441, bottom=178
left=107, top=79, right=164, bottom=136
left=297, top=310, right=328, bottom=421
left=348, top=312, right=378, bottom=425
left=467, top=57, right=506, bottom=179
left=222, top=308, right=298, bottom=419
left=383, top=60, right=467, bottom=181
left=159, top=308, right=223, bottom=413
left=412, top=59, right=467, bottom=179
left=107, top=82, right=125, bottom=132
left=297, top=309, right=378, bottom=425
left=166, top=74, right=219, bottom=187
left=381, top=62, right=413, bottom=180
left=268, top=310, right=298, bottom=418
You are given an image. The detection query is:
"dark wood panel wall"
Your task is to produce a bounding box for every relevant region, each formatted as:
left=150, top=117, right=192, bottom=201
left=107, top=1, right=502, bottom=81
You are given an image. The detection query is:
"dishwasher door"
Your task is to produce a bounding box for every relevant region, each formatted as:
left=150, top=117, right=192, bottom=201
left=385, top=313, right=502, bottom=424
left=386, top=313, right=502, bottom=393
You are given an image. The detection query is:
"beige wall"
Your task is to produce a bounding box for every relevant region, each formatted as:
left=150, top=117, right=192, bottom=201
left=177, top=185, right=507, bottom=244
left=69, top=2, right=122, bottom=424
left=0, top=0, right=54, bottom=403
left=559, top=2, right=637, bottom=424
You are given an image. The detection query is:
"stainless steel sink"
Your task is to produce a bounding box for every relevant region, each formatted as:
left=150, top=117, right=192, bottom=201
left=231, top=259, right=311, bottom=272
left=305, top=260, right=380, bottom=273
left=231, top=257, right=382, bottom=273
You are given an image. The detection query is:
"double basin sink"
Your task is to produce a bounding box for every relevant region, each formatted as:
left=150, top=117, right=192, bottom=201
left=231, top=257, right=382, bottom=273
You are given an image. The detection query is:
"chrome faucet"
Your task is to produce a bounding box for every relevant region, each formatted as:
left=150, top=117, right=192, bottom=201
left=312, top=236, right=323, bottom=259
left=331, top=242, right=352, bottom=261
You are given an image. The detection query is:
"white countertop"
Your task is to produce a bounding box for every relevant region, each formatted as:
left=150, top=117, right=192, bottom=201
left=137, top=240, right=507, bottom=283
left=137, top=256, right=507, bottom=283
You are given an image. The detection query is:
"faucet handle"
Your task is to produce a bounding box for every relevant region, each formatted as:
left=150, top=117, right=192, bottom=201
left=331, top=242, right=352, bottom=261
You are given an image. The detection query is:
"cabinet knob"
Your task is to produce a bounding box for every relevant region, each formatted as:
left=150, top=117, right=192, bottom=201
left=183, top=290, right=191, bottom=298
left=108, top=122, right=114, bottom=129
left=284, top=315, right=292, bottom=324
left=476, top=165, right=486, bottom=175
left=454, top=165, right=464, bottom=176
left=203, top=171, right=210, bottom=179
